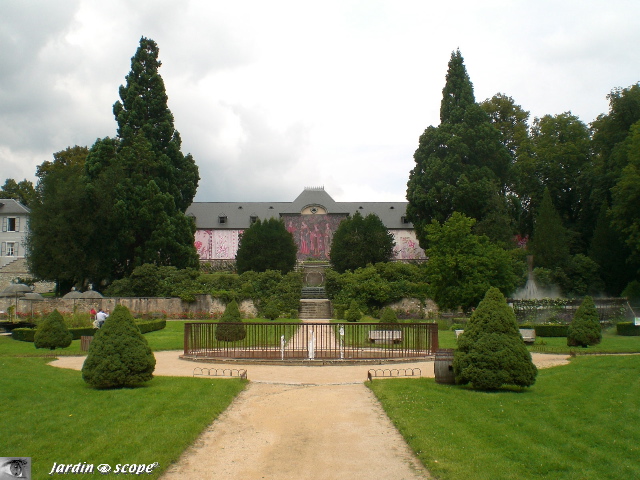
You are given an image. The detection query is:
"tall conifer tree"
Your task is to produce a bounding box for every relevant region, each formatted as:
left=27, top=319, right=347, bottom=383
left=406, top=50, right=511, bottom=249
left=84, top=37, right=200, bottom=281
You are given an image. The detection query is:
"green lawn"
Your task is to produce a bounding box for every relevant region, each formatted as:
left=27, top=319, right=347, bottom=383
left=369, top=355, right=640, bottom=480
left=435, top=328, right=640, bottom=354
left=0, top=356, right=245, bottom=479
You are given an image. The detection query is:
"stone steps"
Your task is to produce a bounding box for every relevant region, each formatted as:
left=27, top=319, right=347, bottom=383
left=299, top=299, right=332, bottom=319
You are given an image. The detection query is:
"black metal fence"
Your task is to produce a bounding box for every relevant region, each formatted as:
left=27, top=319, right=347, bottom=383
left=183, top=322, right=439, bottom=361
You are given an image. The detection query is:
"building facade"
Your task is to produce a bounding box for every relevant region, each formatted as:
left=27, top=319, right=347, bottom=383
left=0, top=199, right=30, bottom=269
left=186, top=187, right=426, bottom=263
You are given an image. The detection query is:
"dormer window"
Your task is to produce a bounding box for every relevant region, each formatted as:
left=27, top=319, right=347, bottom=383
left=401, top=216, right=410, bottom=224
left=250, top=216, right=258, bottom=224
left=218, top=215, right=227, bottom=224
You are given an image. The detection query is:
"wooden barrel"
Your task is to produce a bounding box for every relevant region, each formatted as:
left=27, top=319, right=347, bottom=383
left=434, top=348, right=456, bottom=384
left=80, top=335, right=93, bottom=352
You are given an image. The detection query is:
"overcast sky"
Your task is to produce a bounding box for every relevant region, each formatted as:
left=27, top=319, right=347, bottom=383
left=2, top=1, right=639, bottom=203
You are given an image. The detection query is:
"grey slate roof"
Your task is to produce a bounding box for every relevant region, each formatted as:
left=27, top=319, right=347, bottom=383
left=0, top=199, right=30, bottom=215
left=186, top=188, right=413, bottom=230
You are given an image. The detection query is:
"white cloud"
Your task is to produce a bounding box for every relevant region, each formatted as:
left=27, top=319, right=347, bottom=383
left=1, top=0, right=639, bottom=202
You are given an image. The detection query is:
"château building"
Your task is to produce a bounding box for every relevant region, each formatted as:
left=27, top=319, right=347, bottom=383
left=185, top=187, right=426, bottom=265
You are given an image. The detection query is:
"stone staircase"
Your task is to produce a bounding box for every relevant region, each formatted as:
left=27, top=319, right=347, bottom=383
left=299, top=299, right=332, bottom=319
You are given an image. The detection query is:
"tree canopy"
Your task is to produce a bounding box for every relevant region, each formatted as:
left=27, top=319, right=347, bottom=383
left=235, top=218, right=297, bottom=274
left=329, top=211, right=395, bottom=273
left=406, top=50, right=512, bottom=249
left=423, top=212, right=522, bottom=311
left=27, top=37, right=200, bottom=289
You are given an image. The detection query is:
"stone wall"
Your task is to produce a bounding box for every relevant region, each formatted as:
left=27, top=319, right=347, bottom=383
left=0, top=294, right=257, bottom=319
left=0, top=258, right=54, bottom=294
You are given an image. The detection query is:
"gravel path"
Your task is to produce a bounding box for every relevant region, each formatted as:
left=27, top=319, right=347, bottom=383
left=50, top=351, right=569, bottom=479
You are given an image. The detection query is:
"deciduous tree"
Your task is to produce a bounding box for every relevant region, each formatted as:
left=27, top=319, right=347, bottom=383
left=424, top=212, right=522, bottom=311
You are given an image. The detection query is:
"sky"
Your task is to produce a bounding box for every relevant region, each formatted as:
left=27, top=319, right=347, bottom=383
left=1, top=1, right=639, bottom=203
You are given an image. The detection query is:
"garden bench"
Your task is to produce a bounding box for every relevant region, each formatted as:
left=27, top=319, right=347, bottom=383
left=368, top=330, right=403, bottom=344
left=519, top=328, right=536, bottom=344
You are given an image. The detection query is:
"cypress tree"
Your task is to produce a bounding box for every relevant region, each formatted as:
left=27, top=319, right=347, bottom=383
left=454, top=287, right=537, bottom=390
left=34, top=309, right=73, bottom=350
left=82, top=305, right=156, bottom=388
left=567, top=296, right=602, bottom=347
left=530, top=188, right=570, bottom=269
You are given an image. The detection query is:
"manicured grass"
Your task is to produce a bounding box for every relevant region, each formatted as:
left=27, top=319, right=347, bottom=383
left=437, top=328, right=640, bottom=353
left=530, top=329, right=640, bottom=354
left=0, top=334, right=85, bottom=356
left=369, top=355, right=640, bottom=480
left=0, top=356, right=246, bottom=479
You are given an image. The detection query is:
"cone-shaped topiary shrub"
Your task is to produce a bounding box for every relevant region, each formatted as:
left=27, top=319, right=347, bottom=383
left=82, top=305, right=156, bottom=388
left=34, top=309, right=73, bottom=350
left=454, top=287, right=537, bottom=390
left=345, top=300, right=362, bottom=322
left=377, top=307, right=399, bottom=330
left=262, top=299, right=281, bottom=321
left=215, top=300, right=247, bottom=341
left=567, top=296, right=602, bottom=347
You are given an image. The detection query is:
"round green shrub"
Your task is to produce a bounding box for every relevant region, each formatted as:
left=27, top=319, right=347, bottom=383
left=262, top=300, right=280, bottom=321
left=82, top=305, right=156, bottom=388
left=34, top=309, right=72, bottom=350
left=377, top=307, right=399, bottom=330
left=454, top=287, right=537, bottom=390
left=567, top=296, right=602, bottom=347
left=345, top=300, right=362, bottom=322
left=215, top=300, right=247, bottom=341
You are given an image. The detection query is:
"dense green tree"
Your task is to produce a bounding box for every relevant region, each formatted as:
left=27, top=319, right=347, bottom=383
left=82, top=37, right=200, bottom=281
left=454, top=287, right=537, bottom=390
left=610, top=121, right=640, bottom=262
left=329, top=211, right=395, bottom=273
left=104, top=263, right=203, bottom=301
left=0, top=178, right=36, bottom=207
left=345, top=299, right=362, bottom=322
left=235, top=218, right=297, bottom=274
left=26, top=146, right=92, bottom=293
left=215, top=300, right=246, bottom=341
left=82, top=305, right=156, bottom=388
left=590, top=83, right=640, bottom=205
left=529, top=112, right=591, bottom=244
left=567, top=296, right=602, bottom=347
left=33, top=309, right=72, bottom=350
left=424, top=213, right=522, bottom=311
left=406, top=50, right=512, bottom=249
left=589, top=202, right=635, bottom=295
left=529, top=188, right=570, bottom=269
left=112, top=37, right=199, bottom=211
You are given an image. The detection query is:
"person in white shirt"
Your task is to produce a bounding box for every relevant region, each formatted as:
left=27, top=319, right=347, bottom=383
left=96, top=309, right=108, bottom=328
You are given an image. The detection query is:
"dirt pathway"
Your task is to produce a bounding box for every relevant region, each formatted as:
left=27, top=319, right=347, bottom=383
left=161, top=382, right=429, bottom=480
left=50, top=350, right=569, bottom=479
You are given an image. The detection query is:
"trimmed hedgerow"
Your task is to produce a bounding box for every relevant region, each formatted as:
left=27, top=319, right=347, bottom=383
left=567, top=296, right=602, bottom=347
left=454, top=287, right=537, bottom=390
left=82, top=305, right=156, bottom=389
left=616, top=322, right=640, bottom=336
left=215, top=300, right=247, bottom=342
left=34, top=310, right=73, bottom=350
left=535, top=324, right=569, bottom=337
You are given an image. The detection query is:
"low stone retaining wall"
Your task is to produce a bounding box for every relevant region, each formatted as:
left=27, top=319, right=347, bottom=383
left=1, top=294, right=257, bottom=319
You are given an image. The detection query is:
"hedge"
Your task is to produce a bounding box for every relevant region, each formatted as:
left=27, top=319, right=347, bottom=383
left=11, top=319, right=165, bottom=342
left=534, top=324, right=569, bottom=337
left=616, top=322, right=640, bottom=336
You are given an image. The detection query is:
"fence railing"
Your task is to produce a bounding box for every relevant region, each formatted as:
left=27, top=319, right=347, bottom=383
left=183, top=322, right=439, bottom=360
